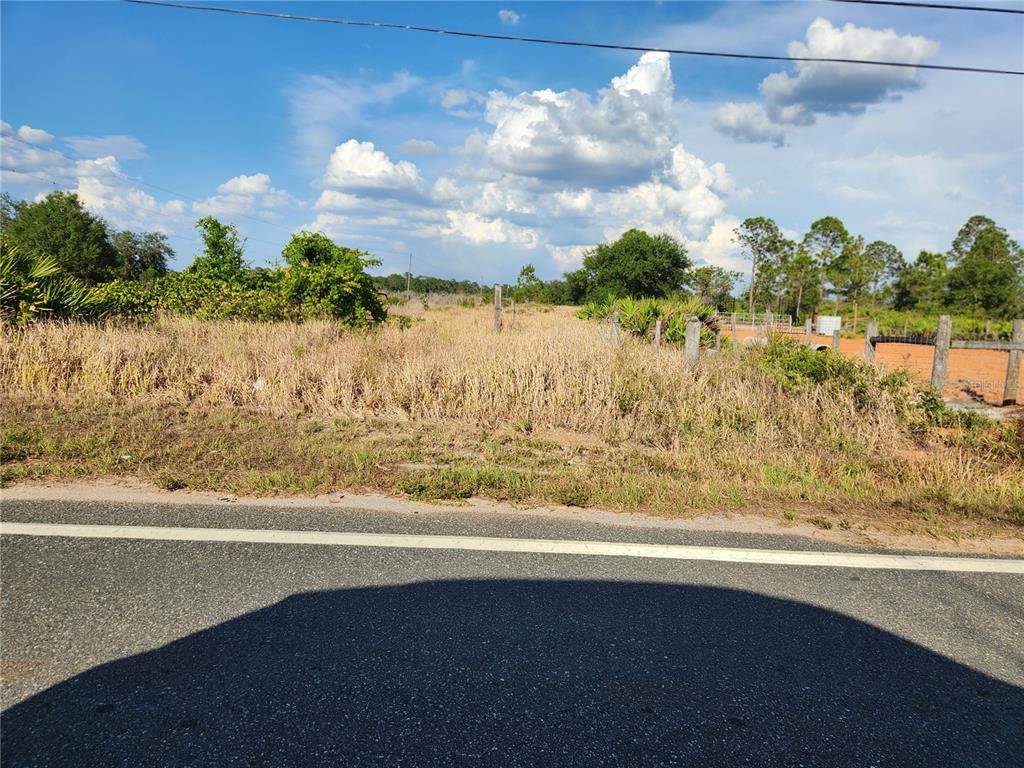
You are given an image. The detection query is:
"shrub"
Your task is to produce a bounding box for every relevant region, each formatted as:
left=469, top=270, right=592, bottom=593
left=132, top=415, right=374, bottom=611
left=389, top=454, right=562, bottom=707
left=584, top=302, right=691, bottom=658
left=751, top=335, right=914, bottom=412
left=155, top=271, right=292, bottom=321
left=91, top=280, right=158, bottom=321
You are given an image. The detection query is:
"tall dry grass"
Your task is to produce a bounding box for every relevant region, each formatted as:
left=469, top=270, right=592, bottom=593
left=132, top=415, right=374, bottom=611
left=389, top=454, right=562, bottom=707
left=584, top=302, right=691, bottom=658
left=2, top=305, right=1021, bottom=525
left=2, top=306, right=908, bottom=450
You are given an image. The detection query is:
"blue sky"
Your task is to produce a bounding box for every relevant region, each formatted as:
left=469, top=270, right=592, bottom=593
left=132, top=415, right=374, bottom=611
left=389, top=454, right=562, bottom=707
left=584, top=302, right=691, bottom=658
left=2, top=1, right=1022, bottom=281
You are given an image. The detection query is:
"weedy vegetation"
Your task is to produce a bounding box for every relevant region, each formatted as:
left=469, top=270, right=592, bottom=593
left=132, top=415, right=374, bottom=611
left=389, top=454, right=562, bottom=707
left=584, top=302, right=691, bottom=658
left=2, top=304, right=1022, bottom=540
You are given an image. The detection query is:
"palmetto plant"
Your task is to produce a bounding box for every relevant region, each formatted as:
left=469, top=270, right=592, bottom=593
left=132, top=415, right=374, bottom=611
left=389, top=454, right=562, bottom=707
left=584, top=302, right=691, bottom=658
left=576, top=295, right=721, bottom=346
left=0, top=239, right=96, bottom=326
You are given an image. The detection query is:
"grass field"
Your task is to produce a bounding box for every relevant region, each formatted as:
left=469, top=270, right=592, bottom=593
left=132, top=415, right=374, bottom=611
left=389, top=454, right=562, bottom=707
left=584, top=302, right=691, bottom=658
left=2, top=304, right=1022, bottom=541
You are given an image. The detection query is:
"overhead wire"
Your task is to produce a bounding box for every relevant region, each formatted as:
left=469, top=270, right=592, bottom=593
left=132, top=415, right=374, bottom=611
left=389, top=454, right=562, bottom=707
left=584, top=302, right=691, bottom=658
left=827, top=0, right=1024, bottom=14
left=123, top=0, right=1023, bottom=76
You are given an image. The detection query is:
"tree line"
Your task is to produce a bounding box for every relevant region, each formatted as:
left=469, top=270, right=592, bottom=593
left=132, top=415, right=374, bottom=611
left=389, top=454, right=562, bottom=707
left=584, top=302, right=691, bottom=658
left=2, top=190, right=1019, bottom=325
left=1, top=191, right=385, bottom=326
left=734, top=214, right=1022, bottom=322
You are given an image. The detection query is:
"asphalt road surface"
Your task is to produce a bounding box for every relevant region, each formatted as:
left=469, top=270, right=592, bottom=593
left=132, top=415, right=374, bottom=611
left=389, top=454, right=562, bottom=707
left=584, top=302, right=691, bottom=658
left=2, top=498, right=1023, bottom=767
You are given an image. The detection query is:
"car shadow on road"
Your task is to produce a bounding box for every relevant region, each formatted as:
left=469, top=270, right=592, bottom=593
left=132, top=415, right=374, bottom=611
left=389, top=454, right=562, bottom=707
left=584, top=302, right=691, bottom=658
left=2, top=579, right=1021, bottom=767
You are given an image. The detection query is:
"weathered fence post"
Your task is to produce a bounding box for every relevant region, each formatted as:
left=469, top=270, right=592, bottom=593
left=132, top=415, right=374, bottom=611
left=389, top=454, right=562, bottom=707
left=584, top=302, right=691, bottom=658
left=832, top=330, right=841, bottom=351
left=730, top=312, right=737, bottom=345
left=864, top=320, right=878, bottom=367
left=510, top=299, right=516, bottom=327
left=715, top=330, right=722, bottom=353
left=684, top=317, right=701, bottom=367
left=611, top=311, right=621, bottom=348
left=931, top=315, right=952, bottom=392
left=653, top=318, right=661, bottom=351
left=804, top=317, right=813, bottom=347
left=1002, top=318, right=1023, bottom=405
left=493, top=285, right=502, bottom=331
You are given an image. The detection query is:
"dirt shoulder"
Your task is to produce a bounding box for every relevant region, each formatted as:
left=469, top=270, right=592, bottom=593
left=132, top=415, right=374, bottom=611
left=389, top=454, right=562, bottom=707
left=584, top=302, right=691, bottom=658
left=4, top=479, right=1022, bottom=556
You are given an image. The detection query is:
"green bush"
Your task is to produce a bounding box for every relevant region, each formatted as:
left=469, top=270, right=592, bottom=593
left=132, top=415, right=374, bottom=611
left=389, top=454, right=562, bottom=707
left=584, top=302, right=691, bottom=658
left=751, top=335, right=913, bottom=411
left=91, top=280, right=158, bottom=321
left=155, top=270, right=292, bottom=321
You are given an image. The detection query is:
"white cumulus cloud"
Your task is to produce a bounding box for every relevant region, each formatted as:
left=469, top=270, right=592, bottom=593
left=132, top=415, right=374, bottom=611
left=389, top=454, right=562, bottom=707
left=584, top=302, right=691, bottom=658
left=17, top=125, right=54, bottom=144
left=321, top=139, right=423, bottom=196
left=498, top=9, right=520, bottom=25
left=478, top=52, right=676, bottom=188
left=194, top=172, right=296, bottom=218
left=715, top=18, right=939, bottom=145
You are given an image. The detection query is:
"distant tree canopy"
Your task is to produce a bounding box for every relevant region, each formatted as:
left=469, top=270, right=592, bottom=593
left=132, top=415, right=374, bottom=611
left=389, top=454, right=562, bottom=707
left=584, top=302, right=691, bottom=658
left=372, top=273, right=485, bottom=296
left=689, top=265, right=741, bottom=310
left=892, top=217, right=1023, bottom=319
left=111, top=230, right=173, bottom=281
left=945, top=216, right=1023, bottom=317
left=565, top=229, right=692, bottom=303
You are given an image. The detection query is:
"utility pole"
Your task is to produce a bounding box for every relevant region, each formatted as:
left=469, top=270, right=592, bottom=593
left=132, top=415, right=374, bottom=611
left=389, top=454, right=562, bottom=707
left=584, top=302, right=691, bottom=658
left=406, top=253, right=412, bottom=301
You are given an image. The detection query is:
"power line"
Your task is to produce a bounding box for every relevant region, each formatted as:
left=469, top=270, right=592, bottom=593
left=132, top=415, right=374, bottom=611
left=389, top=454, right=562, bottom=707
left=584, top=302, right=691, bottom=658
left=828, top=0, right=1024, bottom=14
left=123, top=0, right=1023, bottom=76
left=2, top=151, right=460, bottom=278
left=4, top=132, right=299, bottom=240
left=0, top=162, right=286, bottom=252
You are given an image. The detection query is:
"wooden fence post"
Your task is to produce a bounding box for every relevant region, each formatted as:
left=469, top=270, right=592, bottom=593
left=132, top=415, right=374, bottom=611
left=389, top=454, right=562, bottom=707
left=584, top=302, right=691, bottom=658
left=931, top=315, right=951, bottom=392
left=832, top=330, right=841, bottom=351
left=510, top=299, right=516, bottom=327
left=611, top=311, right=621, bottom=348
left=730, top=312, right=737, bottom=345
left=804, top=317, right=813, bottom=347
left=1002, top=318, right=1023, bottom=405
left=864, top=320, right=878, bottom=366
left=493, top=285, right=502, bottom=331
left=684, top=317, right=701, bottom=367
left=715, top=330, right=721, bottom=352
left=653, top=318, right=661, bottom=351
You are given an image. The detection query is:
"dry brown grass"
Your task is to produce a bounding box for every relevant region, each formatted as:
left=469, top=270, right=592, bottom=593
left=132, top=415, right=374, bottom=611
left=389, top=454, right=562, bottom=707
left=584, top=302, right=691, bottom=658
left=2, top=304, right=1022, bottom=537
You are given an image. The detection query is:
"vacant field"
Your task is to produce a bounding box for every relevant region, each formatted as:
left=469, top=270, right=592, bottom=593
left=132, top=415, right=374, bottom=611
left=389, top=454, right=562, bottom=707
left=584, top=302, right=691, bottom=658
left=2, top=305, right=1022, bottom=540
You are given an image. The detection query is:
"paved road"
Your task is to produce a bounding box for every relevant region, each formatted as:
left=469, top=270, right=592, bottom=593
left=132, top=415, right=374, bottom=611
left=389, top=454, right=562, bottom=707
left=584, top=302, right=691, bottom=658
left=2, top=498, right=1023, bottom=767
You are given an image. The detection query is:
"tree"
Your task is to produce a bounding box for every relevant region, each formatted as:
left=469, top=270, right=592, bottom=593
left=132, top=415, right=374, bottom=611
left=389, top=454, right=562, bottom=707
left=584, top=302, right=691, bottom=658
left=828, top=236, right=882, bottom=326
left=111, top=231, right=174, bottom=281
left=0, top=191, right=118, bottom=284
left=279, top=231, right=386, bottom=325
left=734, top=217, right=787, bottom=316
left=864, top=240, right=904, bottom=308
left=799, top=216, right=851, bottom=313
left=892, top=251, right=948, bottom=311
left=189, top=216, right=246, bottom=280
left=564, top=229, right=691, bottom=301
left=514, top=263, right=545, bottom=302
left=945, top=216, right=1024, bottom=318
left=779, top=246, right=822, bottom=321
left=689, top=265, right=740, bottom=309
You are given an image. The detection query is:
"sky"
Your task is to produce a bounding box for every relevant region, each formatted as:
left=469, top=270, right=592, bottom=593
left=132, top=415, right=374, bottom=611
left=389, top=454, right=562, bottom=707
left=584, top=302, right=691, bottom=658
left=1, top=1, right=1022, bottom=282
